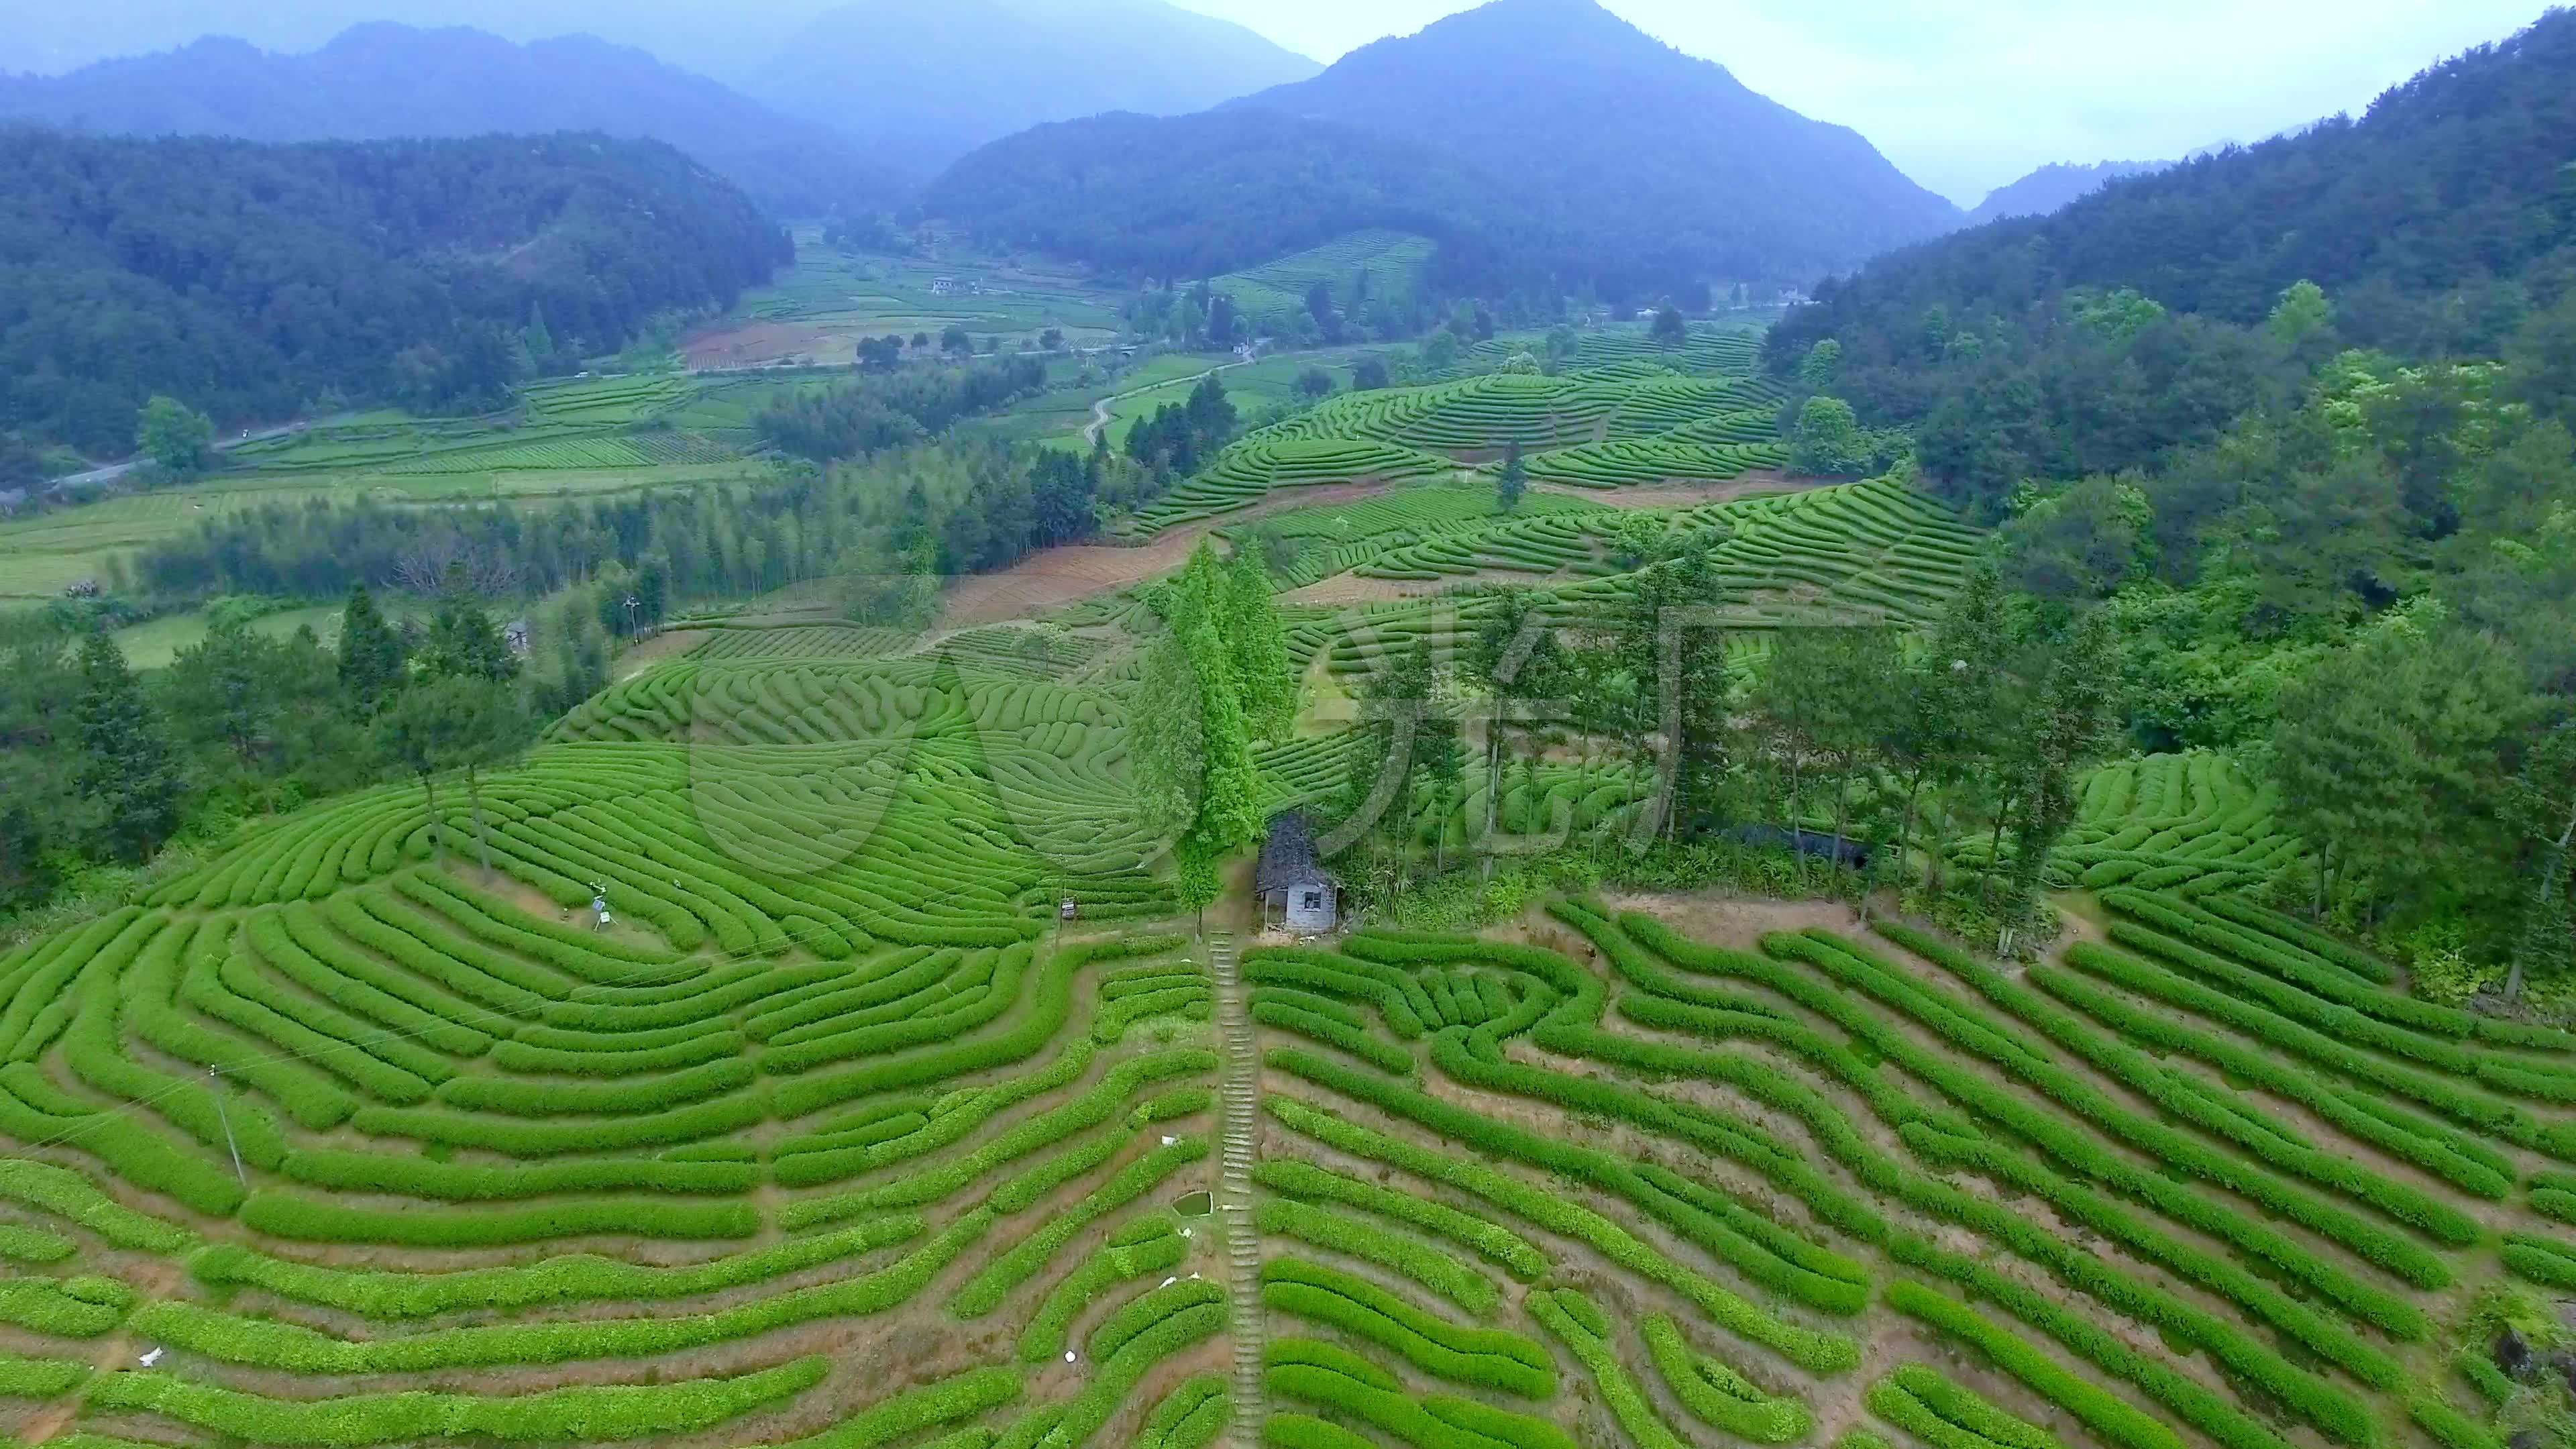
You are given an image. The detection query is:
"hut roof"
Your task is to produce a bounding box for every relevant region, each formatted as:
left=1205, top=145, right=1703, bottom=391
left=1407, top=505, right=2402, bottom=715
left=1254, top=811, right=1335, bottom=895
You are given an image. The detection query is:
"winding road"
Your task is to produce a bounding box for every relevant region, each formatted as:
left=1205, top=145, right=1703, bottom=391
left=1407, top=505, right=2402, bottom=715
left=1083, top=360, right=1252, bottom=449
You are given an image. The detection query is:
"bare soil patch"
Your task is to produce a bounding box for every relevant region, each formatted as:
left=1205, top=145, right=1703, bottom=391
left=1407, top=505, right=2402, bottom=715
left=682, top=321, right=838, bottom=369
left=615, top=629, right=706, bottom=680
left=935, top=482, right=1391, bottom=628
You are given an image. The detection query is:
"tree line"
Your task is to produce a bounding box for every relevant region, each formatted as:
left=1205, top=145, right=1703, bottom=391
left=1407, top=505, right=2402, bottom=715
left=0, top=577, right=588, bottom=926
left=125, top=377, right=1253, bottom=614
left=1328, top=551, right=2116, bottom=947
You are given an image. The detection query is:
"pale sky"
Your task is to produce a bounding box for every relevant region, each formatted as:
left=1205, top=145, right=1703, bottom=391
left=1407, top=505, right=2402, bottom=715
left=1170, top=0, right=2551, bottom=206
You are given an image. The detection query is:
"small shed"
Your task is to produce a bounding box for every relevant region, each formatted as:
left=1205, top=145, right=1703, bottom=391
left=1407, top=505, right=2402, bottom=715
left=1255, top=812, right=1338, bottom=934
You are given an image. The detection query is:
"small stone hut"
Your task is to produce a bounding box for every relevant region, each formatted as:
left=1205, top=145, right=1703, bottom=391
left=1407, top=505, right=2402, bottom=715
left=1254, top=811, right=1338, bottom=934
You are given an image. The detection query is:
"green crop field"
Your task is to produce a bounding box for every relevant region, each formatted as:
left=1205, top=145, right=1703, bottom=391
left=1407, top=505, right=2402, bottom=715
left=699, top=232, right=1128, bottom=368
left=1210, top=231, right=1438, bottom=332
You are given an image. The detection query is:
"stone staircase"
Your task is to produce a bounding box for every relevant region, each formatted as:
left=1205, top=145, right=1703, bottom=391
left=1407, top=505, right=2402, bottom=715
left=1208, top=931, right=1264, bottom=1446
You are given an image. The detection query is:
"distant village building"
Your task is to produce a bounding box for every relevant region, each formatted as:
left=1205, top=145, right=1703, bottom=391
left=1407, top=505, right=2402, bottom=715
left=504, top=619, right=531, bottom=657
left=1254, top=811, right=1338, bottom=934
left=929, top=277, right=959, bottom=296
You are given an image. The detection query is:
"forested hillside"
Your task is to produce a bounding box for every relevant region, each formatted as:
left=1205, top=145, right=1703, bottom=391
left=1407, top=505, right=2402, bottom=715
left=0, top=131, right=787, bottom=453
left=923, top=0, right=1957, bottom=300
left=1759, top=8, right=2576, bottom=970
left=0, top=25, right=902, bottom=217
left=916, top=109, right=1569, bottom=297
left=1771, top=5, right=2576, bottom=506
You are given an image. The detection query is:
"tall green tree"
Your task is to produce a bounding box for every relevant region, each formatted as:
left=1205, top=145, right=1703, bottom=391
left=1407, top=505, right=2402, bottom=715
left=336, top=584, right=408, bottom=718
left=1619, top=547, right=1731, bottom=841
left=2504, top=723, right=2576, bottom=1004
left=2000, top=610, right=2120, bottom=925
left=1464, top=589, right=1564, bottom=867
left=1789, top=396, right=1870, bottom=476
left=1128, top=629, right=1205, bottom=851
left=1223, top=549, right=1296, bottom=742
left=73, top=631, right=182, bottom=863
left=1495, top=442, right=1527, bottom=513
left=136, top=395, right=213, bottom=474
left=374, top=674, right=527, bottom=873
left=2271, top=614, right=2532, bottom=926
left=417, top=569, right=520, bottom=686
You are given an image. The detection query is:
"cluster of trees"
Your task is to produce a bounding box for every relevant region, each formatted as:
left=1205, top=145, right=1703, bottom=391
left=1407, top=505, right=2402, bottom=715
left=1330, top=558, right=2117, bottom=941
left=1124, top=378, right=1242, bottom=485
left=0, top=579, right=571, bottom=924
left=1128, top=543, right=1295, bottom=922
left=1744, top=9, right=2576, bottom=991
left=756, top=356, right=1047, bottom=463
left=0, top=129, right=788, bottom=456
left=129, top=372, right=1248, bottom=613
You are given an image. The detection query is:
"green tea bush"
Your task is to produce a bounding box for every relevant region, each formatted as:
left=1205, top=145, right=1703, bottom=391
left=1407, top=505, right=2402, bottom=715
left=1258, top=1199, right=1497, bottom=1316
left=189, top=1214, right=922, bottom=1318
left=241, top=1190, right=759, bottom=1245
left=138, top=1214, right=988, bottom=1371
left=1868, top=1364, right=2065, bottom=1449
left=1641, top=1316, right=1811, bottom=1443
left=1910, top=1246, right=2292, bottom=1449
left=2062, top=941, right=2534, bottom=1140
left=352, top=1092, right=767, bottom=1155
left=1258, top=1257, right=1555, bottom=1397
left=1249, top=998, right=1414, bottom=1073
left=0, top=1352, right=87, bottom=1399
left=1266, top=1086, right=1857, bottom=1375
left=768, top=1367, right=1020, bottom=1449
left=784, top=1047, right=1212, bottom=1208
left=1886, top=1279, right=2181, bottom=1449
left=1133, top=1376, right=1227, bottom=1449
left=2023, top=959, right=2510, bottom=1196
left=770, top=936, right=1182, bottom=1119
left=86, top=1354, right=827, bottom=1445
left=951, top=1138, right=1206, bottom=1314
left=276, top=1145, right=759, bottom=1200
left=1876, top=920, right=2478, bottom=1244
left=1014, top=1214, right=1185, bottom=1362
left=1250, top=1157, right=1548, bottom=1279
left=0, top=1161, right=194, bottom=1253
left=1263, top=1362, right=1579, bottom=1449
left=0, top=1275, right=130, bottom=1336
left=1530, top=1287, right=1693, bottom=1449
left=436, top=1057, right=754, bottom=1116
left=1772, top=931, right=2447, bottom=1298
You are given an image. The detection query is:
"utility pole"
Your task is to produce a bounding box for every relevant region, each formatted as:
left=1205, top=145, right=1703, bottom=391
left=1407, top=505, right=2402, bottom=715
left=207, top=1069, right=244, bottom=1188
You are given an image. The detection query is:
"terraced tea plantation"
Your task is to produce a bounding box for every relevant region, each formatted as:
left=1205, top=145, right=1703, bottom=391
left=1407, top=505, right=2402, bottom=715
left=4, top=686, right=2569, bottom=1449
left=7, top=305, right=2555, bottom=1449
left=1131, top=325, right=1792, bottom=532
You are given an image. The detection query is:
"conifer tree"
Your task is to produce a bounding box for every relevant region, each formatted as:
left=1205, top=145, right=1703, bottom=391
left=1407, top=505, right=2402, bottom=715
left=1496, top=441, right=1527, bottom=513
left=336, top=583, right=408, bottom=718
left=1224, top=549, right=1295, bottom=741
left=73, top=631, right=181, bottom=863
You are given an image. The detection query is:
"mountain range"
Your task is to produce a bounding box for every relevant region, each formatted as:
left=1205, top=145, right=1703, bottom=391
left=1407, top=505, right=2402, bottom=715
left=0, top=0, right=1320, bottom=179
left=752, top=0, right=1320, bottom=172
left=0, top=24, right=900, bottom=218
left=1964, top=160, right=2171, bottom=227
left=921, top=0, right=1963, bottom=295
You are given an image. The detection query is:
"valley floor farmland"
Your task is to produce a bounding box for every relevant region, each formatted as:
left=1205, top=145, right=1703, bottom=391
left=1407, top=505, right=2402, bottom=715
left=2, top=314, right=2558, bottom=1449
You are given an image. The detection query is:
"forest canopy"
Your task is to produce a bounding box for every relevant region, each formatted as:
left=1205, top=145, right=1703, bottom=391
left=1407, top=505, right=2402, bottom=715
left=0, top=129, right=789, bottom=453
